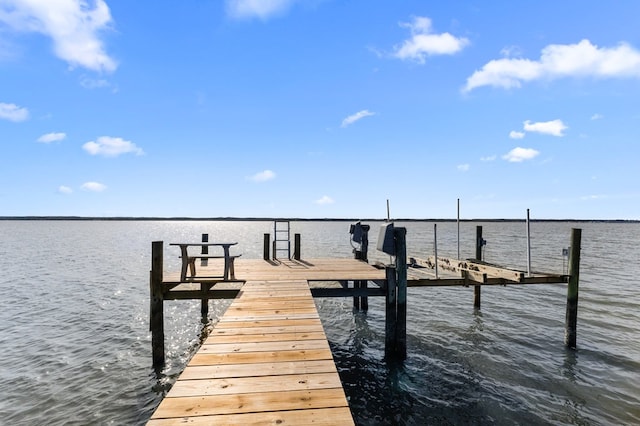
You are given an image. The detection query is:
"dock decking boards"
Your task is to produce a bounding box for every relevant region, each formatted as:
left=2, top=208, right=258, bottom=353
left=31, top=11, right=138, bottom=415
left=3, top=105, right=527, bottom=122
left=148, top=280, right=355, bottom=425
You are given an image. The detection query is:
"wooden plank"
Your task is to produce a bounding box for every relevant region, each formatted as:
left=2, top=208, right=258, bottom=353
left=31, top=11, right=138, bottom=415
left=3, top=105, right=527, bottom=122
left=217, top=313, right=321, bottom=322
left=224, top=306, right=319, bottom=315
left=205, top=331, right=327, bottom=344
left=199, top=339, right=330, bottom=354
left=180, top=360, right=338, bottom=380
left=209, top=324, right=324, bottom=336
left=421, top=255, right=526, bottom=282
left=166, top=372, right=343, bottom=397
left=189, top=348, right=334, bottom=366
left=214, top=318, right=322, bottom=328
left=148, top=407, right=354, bottom=425
left=150, top=388, right=350, bottom=419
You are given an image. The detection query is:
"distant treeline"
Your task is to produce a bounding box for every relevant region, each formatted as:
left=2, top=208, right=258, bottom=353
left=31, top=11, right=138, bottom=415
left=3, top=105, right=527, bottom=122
left=0, top=216, right=638, bottom=223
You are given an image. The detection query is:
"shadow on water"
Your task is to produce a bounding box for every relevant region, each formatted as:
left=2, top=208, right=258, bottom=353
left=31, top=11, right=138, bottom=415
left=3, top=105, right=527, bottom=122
left=331, top=311, right=492, bottom=426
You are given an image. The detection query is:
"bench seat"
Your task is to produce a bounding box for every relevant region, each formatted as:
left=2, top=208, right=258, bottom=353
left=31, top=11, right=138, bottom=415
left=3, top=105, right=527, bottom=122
left=185, top=254, right=242, bottom=280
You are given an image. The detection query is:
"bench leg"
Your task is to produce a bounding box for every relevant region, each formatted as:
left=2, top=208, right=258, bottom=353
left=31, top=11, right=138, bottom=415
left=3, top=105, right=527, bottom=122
left=188, top=258, right=196, bottom=278
left=229, top=257, right=236, bottom=280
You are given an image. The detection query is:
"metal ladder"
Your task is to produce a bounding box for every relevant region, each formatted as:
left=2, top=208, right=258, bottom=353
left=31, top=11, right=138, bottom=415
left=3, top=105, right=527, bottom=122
left=273, top=220, right=291, bottom=260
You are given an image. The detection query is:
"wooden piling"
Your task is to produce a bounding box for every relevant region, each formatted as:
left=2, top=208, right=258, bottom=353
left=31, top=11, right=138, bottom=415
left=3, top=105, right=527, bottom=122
left=263, top=233, right=270, bottom=261
left=294, top=233, right=301, bottom=260
left=474, top=226, right=482, bottom=309
left=201, top=234, right=209, bottom=319
left=384, top=266, right=397, bottom=359
left=394, top=227, right=408, bottom=360
left=565, top=228, right=582, bottom=348
left=150, top=241, right=165, bottom=369
left=353, top=225, right=370, bottom=311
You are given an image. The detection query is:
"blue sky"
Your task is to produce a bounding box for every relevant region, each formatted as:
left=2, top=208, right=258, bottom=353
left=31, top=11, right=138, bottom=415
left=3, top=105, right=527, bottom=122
left=1, top=0, right=639, bottom=219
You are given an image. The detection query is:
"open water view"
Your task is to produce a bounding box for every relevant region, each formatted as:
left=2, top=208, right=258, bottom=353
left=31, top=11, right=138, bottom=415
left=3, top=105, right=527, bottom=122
left=0, top=220, right=638, bottom=425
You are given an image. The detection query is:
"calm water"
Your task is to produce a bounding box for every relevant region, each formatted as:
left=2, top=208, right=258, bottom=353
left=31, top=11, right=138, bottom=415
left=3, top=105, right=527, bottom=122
left=0, top=220, right=638, bottom=425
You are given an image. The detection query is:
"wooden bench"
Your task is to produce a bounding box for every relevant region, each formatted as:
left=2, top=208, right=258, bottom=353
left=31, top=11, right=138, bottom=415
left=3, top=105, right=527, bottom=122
left=185, top=254, right=242, bottom=280
left=170, top=242, right=240, bottom=281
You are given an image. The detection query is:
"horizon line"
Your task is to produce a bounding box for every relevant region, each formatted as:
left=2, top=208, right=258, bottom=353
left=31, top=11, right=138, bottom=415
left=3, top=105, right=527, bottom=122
left=0, top=216, right=638, bottom=223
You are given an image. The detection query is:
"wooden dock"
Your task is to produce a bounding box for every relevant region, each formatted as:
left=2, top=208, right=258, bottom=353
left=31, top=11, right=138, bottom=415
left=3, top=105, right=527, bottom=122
left=148, top=269, right=381, bottom=424
left=148, top=224, right=580, bottom=424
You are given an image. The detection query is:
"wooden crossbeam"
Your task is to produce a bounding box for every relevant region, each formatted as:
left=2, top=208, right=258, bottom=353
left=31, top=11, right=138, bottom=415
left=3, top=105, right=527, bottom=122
left=411, top=256, right=525, bottom=282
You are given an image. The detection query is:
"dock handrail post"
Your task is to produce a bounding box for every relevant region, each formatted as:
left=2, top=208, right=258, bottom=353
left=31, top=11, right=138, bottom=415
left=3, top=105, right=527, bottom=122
left=565, top=228, right=582, bottom=348
left=294, top=233, right=301, bottom=260
left=201, top=233, right=209, bottom=264
left=384, top=265, right=397, bottom=359
left=201, top=233, right=209, bottom=320
left=394, top=227, right=408, bottom=360
left=474, top=226, right=482, bottom=309
left=263, top=233, right=270, bottom=261
left=353, top=225, right=370, bottom=311
left=150, top=241, right=165, bottom=369
left=360, top=226, right=369, bottom=311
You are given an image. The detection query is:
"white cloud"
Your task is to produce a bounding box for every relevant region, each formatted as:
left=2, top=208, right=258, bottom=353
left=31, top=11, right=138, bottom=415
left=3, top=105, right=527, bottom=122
left=457, top=164, right=470, bottom=171
left=393, top=16, right=469, bottom=63
left=0, top=0, right=117, bottom=72
left=509, top=130, right=525, bottom=139
left=83, top=136, right=144, bottom=157
left=523, top=119, right=568, bottom=136
left=314, top=195, right=334, bottom=205
left=480, top=155, right=496, bottom=162
left=37, top=132, right=66, bottom=143
left=502, top=147, right=540, bottom=162
left=248, top=169, right=276, bottom=182
left=591, top=113, right=604, bottom=120
left=81, top=181, right=106, bottom=192
left=463, top=40, right=640, bottom=92
left=580, top=194, right=606, bottom=201
left=226, top=0, right=295, bottom=20
left=0, top=102, right=29, bottom=121
left=79, top=76, right=110, bottom=89
left=341, top=110, right=375, bottom=127
left=500, top=45, right=523, bottom=58
left=464, top=39, right=640, bottom=92
left=58, top=185, right=72, bottom=194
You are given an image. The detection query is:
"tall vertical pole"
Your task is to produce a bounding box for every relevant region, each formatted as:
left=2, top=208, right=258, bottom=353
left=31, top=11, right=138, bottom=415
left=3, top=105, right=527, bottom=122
left=474, top=226, right=482, bottom=309
left=565, top=228, right=582, bottom=348
left=394, top=227, right=408, bottom=360
left=526, top=209, right=532, bottom=277
left=386, top=199, right=390, bottom=221
left=150, top=241, right=165, bottom=369
left=201, top=233, right=209, bottom=320
left=457, top=198, right=460, bottom=260
left=434, top=223, right=439, bottom=279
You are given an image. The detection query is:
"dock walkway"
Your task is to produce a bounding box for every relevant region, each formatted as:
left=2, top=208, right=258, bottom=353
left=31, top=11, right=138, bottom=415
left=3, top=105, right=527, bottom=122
left=148, top=278, right=355, bottom=425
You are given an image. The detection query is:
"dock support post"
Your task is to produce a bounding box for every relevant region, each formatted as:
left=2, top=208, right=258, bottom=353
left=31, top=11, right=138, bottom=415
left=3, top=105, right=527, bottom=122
left=263, top=233, right=270, bottom=261
left=474, top=226, right=483, bottom=309
left=201, top=233, right=209, bottom=320
left=353, top=225, right=370, bottom=311
left=384, top=266, right=397, bottom=359
left=565, top=228, right=582, bottom=348
left=294, top=233, right=301, bottom=260
left=395, top=227, right=407, bottom=360
left=150, top=241, right=165, bottom=369
left=384, top=227, right=407, bottom=360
